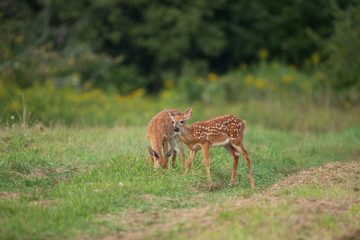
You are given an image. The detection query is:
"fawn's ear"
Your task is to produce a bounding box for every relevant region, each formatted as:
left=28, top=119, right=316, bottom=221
left=164, top=109, right=175, bottom=118
left=148, top=146, right=159, bottom=159
left=165, top=147, right=175, bottom=158
left=184, top=108, right=192, bottom=120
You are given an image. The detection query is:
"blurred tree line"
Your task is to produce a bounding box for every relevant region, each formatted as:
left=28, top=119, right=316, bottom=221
left=0, top=0, right=358, bottom=96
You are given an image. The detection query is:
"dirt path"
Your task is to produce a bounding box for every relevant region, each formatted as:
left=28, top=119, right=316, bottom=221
left=89, top=160, right=360, bottom=240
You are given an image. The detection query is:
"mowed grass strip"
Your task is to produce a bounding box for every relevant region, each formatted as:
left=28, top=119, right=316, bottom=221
left=0, top=125, right=359, bottom=239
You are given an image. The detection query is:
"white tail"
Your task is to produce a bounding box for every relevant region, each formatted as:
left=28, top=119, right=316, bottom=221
left=147, top=109, right=185, bottom=169
left=166, top=108, right=255, bottom=187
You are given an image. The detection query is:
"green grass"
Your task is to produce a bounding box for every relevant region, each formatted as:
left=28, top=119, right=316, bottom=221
left=169, top=202, right=360, bottom=240
left=1, top=123, right=359, bottom=239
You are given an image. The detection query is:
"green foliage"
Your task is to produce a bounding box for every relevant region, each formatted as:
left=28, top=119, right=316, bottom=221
left=322, top=0, right=360, bottom=102
left=217, top=1, right=335, bottom=66
left=1, top=60, right=360, bottom=132
left=183, top=61, right=321, bottom=103
left=1, top=0, right=355, bottom=94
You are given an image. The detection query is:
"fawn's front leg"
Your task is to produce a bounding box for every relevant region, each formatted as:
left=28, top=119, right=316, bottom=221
left=177, top=141, right=185, bottom=168
left=171, top=137, right=185, bottom=168
left=201, top=143, right=211, bottom=182
left=185, top=150, right=198, bottom=172
left=169, top=137, right=177, bottom=168
left=162, top=139, right=169, bottom=168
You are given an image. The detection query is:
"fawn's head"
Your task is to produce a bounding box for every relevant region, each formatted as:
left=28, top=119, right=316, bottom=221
left=148, top=146, right=174, bottom=169
left=165, top=108, right=192, bottom=133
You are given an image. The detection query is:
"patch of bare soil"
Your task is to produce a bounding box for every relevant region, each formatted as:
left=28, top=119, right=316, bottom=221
left=91, top=206, right=216, bottom=240
left=11, top=166, right=90, bottom=180
left=84, top=160, right=360, bottom=240
left=11, top=168, right=69, bottom=179
left=269, top=161, right=360, bottom=194
left=0, top=192, right=20, bottom=200
left=337, top=229, right=360, bottom=240
left=28, top=199, right=60, bottom=207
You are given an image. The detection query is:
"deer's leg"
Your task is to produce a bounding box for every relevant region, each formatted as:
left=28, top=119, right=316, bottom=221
left=201, top=143, right=211, bottom=182
left=169, top=137, right=177, bottom=168
left=230, top=140, right=255, bottom=187
left=162, top=139, right=169, bottom=168
left=224, top=145, right=240, bottom=185
left=185, top=150, right=198, bottom=172
left=176, top=139, right=186, bottom=168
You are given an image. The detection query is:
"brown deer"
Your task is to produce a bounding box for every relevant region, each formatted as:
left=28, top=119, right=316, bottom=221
left=147, top=109, right=186, bottom=169
left=165, top=108, right=255, bottom=187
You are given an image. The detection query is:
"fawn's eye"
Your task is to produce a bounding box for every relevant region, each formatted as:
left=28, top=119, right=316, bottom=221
left=180, top=120, right=184, bottom=124
left=171, top=121, right=174, bottom=124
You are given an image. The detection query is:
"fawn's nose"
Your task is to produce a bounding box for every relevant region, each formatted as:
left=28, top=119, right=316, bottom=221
left=174, top=127, right=180, bottom=132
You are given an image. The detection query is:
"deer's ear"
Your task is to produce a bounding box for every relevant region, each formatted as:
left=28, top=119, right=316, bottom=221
left=164, top=109, right=175, bottom=118
left=184, top=108, right=192, bottom=120
left=148, top=146, right=159, bottom=159
left=165, top=147, right=175, bottom=158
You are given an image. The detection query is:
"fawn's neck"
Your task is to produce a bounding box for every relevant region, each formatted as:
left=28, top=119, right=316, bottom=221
left=179, top=125, right=195, bottom=144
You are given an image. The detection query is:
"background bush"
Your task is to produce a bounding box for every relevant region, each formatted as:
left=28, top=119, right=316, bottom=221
left=0, top=0, right=358, bottom=95
left=0, top=0, right=359, bottom=128
left=321, top=0, right=360, bottom=103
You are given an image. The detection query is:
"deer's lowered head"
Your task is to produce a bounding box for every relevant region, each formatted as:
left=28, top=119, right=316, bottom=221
left=147, top=109, right=186, bottom=169
left=148, top=146, right=175, bottom=169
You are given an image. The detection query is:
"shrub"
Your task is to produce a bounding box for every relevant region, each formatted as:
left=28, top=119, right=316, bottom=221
left=322, top=0, right=360, bottom=103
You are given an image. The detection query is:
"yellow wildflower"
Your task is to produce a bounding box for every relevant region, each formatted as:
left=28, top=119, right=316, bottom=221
left=116, top=95, right=127, bottom=102
left=258, top=48, right=269, bottom=60
left=93, top=88, right=103, bottom=95
left=164, top=79, right=174, bottom=88
left=207, top=73, right=219, bottom=82
left=83, top=82, right=92, bottom=90
left=255, top=78, right=267, bottom=89
left=131, top=88, right=145, bottom=97
left=245, top=75, right=254, bottom=84
left=282, top=74, right=294, bottom=84
left=311, top=54, right=320, bottom=64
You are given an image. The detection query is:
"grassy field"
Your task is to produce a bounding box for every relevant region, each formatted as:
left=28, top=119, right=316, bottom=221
left=1, top=116, right=359, bottom=239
